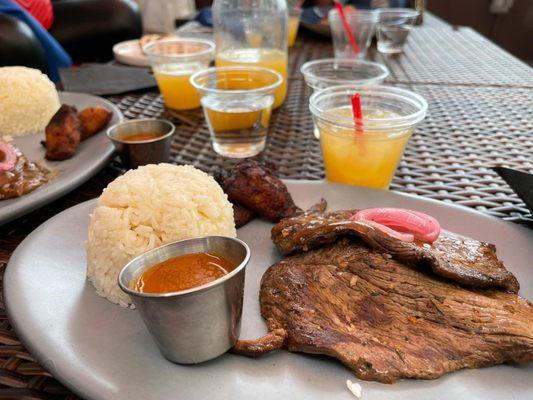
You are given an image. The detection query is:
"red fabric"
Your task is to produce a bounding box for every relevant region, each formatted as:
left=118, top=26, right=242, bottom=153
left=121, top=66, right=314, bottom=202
left=13, top=0, right=54, bottom=30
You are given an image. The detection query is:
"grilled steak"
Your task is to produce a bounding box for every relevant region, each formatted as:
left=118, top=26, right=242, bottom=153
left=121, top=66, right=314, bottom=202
left=272, top=210, right=519, bottom=292
left=0, top=146, right=48, bottom=200
left=233, top=240, right=533, bottom=383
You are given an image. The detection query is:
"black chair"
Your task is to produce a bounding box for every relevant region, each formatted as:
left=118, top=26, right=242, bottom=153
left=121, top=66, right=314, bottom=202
left=0, top=0, right=142, bottom=73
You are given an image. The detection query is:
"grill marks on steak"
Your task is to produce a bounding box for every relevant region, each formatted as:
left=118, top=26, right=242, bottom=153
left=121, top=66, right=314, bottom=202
left=271, top=210, right=519, bottom=293
left=233, top=240, right=533, bottom=383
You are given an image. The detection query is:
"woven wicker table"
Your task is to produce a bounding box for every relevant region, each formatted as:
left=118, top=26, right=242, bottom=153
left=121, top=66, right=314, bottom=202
left=1, top=15, right=532, bottom=399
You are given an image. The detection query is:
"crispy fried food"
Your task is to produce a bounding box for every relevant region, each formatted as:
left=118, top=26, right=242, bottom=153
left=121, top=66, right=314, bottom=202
left=45, top=104, right=81, bottom=161
left=79, top=106, right=112, bottom=140
left=233, top=202, right=256, bottom=228
left=217, top=160, right=301, bottom=223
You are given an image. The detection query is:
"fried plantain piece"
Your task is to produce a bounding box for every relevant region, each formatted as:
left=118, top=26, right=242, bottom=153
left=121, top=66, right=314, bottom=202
left=79, top=106, right=112, bottom=140
left=217, top=160, right=301, bottom=222
left=45, top=104, right=81, bottom=160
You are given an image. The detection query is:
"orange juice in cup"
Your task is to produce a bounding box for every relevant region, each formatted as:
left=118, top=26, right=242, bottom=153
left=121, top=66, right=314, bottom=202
left=215, top=48, right=288, bottom=109
left=310, top=85, right=427, bottom=189
left=191, top=67, right=282, bottom=158
left=288, top=9, right=302, bottom=47
left=144, top=39, right=215, bottom=111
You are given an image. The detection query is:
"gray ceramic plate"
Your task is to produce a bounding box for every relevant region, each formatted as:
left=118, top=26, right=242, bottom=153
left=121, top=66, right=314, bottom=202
left=0, top=92, right=122, bottom=226
left=5, top=182, right=533, bottom=400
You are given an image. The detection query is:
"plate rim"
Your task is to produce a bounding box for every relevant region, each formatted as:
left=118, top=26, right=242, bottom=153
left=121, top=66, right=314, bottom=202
left=5, top=182, right=533, bottom=400
left=113, top=39, right=150, bottom=67
left=0, top=91, right=122, bottom=226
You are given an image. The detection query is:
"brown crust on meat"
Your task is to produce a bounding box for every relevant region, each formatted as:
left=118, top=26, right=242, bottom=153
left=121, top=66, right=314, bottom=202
left=271, top=210, right=520, bottom=293
left=217, top=160, right=301, bottom=222
left=45, top=104, right=81, bottom=160
left=241, top=240, right=533, bottom=382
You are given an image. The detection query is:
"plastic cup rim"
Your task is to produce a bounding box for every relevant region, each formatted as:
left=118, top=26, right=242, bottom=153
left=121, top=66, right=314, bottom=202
left=301, top=58, right=390, bottom=89
left=143, top=37, right=216, bottom=61
left=309, top=84, right=428, bottom=132
left=329, top=8, right=379, bottom=22
left=375, top=7, right=420, bottom=18
left=190, top=66, right=283, bottom=96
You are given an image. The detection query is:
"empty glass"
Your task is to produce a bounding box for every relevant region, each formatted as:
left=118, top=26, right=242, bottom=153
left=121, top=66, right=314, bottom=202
left=329, top=9, right=378, bottom=59
left=376, top=8, right=419, bottom=54
left=301, top=58, right=389, bottom=92
left=190, top=66, right=282, bottom=158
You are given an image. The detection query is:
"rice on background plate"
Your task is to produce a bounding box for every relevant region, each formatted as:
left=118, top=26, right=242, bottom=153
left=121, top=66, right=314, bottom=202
left=0, top=66, right=60, bottom=137
left=86, top=164, right=237, bottom=308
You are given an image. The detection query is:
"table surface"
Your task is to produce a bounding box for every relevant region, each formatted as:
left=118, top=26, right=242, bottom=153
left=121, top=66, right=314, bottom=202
left=1, top=13, right=532, bottom=399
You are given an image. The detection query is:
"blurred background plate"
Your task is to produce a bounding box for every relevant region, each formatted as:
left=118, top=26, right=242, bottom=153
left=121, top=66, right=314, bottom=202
left=113, top=39, right=150, bottom=67
left=0, top=92, right=122, bottom=226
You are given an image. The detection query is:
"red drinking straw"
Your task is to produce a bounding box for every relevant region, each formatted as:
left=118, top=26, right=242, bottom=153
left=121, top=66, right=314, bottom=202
left=295, top=0, right=306, bottom=11
left=334, top=1, right=360, bottom=55
left=351, top=93, right=364, bottom=134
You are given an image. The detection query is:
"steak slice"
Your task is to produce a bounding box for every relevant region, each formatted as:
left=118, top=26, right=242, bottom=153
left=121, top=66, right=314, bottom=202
left=233, top=240, right=533, bottom=383
left=271, top=210, right=519, bottom=293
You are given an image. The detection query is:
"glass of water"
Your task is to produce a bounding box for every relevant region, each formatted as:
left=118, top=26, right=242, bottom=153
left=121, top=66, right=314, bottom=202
left=376, top=8, right=419, bottom=54
left=329, top=9, right=379, bottom=59
left=190, top=66, right=282, bottom=158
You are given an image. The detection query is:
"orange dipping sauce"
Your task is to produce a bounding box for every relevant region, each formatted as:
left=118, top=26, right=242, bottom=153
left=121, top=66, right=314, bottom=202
left=133, top=252, right=236, bottom=294
left=120, top=131, right=164, bottom=142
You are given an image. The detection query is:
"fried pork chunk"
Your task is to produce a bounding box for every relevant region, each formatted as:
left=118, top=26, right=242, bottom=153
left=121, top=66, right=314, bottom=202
left=45, top=105, right=81, bottom=160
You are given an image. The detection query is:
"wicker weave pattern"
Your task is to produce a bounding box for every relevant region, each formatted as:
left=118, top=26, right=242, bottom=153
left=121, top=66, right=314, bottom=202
left=1, top=20, right=532, bottom=400
left=109, top=27, right=533, bottom=225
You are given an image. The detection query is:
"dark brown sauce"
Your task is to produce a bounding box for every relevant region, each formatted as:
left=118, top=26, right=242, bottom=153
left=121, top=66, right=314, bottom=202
left=120, top=132, right=164, bottom=142
left=133, top=252, right=236, bottom=294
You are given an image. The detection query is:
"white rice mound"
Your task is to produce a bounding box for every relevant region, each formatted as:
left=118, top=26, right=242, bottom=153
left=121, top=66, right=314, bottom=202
left=0, top=66, right=60, bottom=137
left=86, top=164, right=237, bottom=308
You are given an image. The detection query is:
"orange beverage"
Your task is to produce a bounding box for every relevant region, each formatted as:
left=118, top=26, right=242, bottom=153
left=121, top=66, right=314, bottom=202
left=215, top=48, right=288, bottom=109
left=144, top=38, right=215, bottom=111
left=191, top=66, right=281, bottom=158
left=310, top=85, right=427, bottom=189
left=154, top=65, right=202, bottom=110
left=319, top=107, right=412, bottom=189
left=288, top=9, right=302, bottom=47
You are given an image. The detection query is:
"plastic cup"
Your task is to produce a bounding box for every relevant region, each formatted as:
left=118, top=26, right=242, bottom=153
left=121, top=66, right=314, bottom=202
left=301, top=58, right=389, bottom=138
left=309, top=85, right=427, bottom=189
left=376, top=8, right=419, bottom=54
left=288, top=9, right=302, bottom=47
left=144, top=38, right=215, bottom=111
left=190, top=66, right=282, bottom=158
left=329, top=9, right=379, bottom=59
left=301, top=58, right=389, bottom=92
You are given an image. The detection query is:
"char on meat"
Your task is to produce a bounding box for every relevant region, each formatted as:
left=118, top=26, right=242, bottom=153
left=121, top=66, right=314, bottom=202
left=45, top=104, right=81, bottom=161
left=271, top=210, right=519, bottom=292
left=233, top=240, right=533, bottom=383
left=216, top=160, right=301, bottom=223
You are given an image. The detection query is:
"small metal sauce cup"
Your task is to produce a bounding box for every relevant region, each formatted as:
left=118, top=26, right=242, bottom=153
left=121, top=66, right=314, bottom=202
left=118, top=236, right=250, bottom=364
left=106, top=119, right=175, bottom=169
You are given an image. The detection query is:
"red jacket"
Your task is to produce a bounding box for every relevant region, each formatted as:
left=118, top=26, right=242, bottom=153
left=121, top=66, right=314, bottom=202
left=13, top=0, right=53, bottom=30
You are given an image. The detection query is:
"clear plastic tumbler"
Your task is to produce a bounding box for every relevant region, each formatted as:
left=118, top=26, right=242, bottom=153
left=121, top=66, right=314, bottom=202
left=309, top=85, right=427, bottom=189
left=329, top=9, right=379, bottom=59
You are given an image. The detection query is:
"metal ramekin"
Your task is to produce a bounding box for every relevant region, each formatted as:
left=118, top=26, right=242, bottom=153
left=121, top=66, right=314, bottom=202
left=118, top=236, right=250, bottom=364
left=106, top=119, right=175, bottom=169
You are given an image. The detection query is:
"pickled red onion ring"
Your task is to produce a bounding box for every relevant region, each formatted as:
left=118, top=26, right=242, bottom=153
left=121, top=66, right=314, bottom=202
left=0, top=141, right=17, bottom=173
left=352, top=208, right=441, bottom=243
